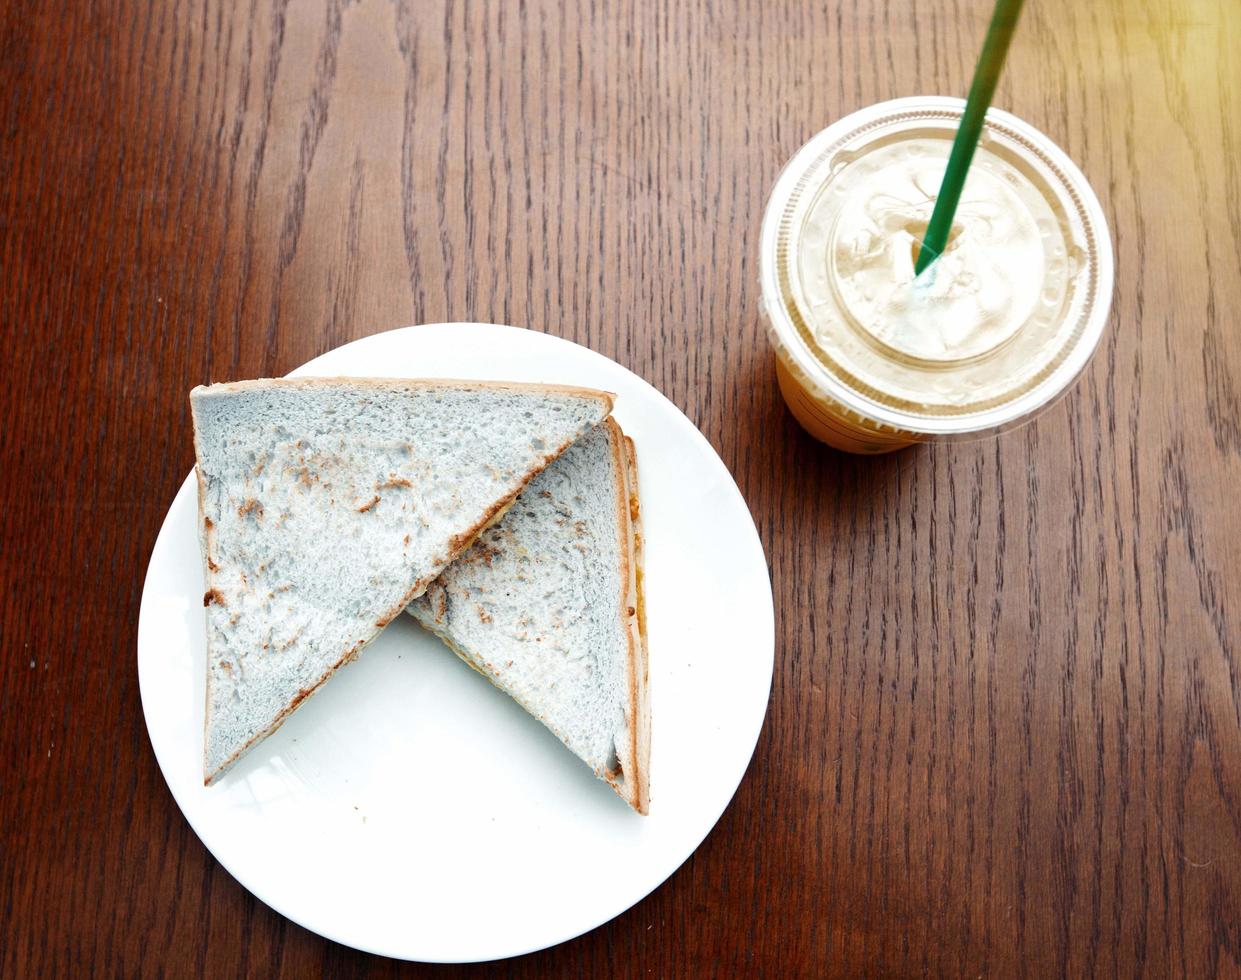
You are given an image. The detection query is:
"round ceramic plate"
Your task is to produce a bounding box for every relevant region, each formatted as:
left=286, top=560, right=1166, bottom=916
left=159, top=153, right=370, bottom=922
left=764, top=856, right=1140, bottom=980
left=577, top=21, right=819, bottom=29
left=138, top=323, right=774, bottom=962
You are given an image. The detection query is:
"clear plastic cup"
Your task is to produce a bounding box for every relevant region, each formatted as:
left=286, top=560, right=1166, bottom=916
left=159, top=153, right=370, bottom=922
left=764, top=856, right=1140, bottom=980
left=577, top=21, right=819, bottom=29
left=760, top=97, right=1114, bottom=453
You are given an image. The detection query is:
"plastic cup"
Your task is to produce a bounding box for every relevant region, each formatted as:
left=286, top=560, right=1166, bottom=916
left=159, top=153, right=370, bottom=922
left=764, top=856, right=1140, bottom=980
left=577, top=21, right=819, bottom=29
left=760, top=96, right=1114, bottom=453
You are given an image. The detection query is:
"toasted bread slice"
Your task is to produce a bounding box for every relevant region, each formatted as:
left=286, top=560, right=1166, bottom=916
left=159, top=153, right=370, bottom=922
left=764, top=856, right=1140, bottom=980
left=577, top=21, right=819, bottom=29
left=410, top=418, right=650, bottom=813
left=192, top=377, right=613, bottom=784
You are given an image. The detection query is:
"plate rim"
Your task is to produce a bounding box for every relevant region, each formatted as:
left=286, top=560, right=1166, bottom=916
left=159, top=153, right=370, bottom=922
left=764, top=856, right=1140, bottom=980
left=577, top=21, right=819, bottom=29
left=138, top=322, right=774, bottom=962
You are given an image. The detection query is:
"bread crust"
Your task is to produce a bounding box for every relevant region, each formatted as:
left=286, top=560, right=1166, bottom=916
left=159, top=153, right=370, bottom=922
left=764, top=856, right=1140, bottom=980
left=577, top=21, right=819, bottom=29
left=192, top=377, right=616, bottom=409
left=609, top=421, right=650, bottom=814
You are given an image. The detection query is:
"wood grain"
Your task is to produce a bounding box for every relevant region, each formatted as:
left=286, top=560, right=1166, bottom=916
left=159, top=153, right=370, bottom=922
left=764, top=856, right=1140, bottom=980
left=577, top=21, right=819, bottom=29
left=2, top=0, right=1239, bottom=975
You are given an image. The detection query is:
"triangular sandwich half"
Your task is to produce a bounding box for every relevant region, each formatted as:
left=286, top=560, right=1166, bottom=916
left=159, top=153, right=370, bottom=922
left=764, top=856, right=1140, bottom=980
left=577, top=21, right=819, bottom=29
left=409, top=417, right=650, bottom=813
left=192, top=377, right=613, bottom=784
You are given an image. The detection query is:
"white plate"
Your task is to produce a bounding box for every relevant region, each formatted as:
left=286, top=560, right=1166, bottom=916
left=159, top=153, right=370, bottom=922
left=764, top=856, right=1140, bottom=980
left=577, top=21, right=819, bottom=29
left=138, top=323, right=773, bottom=962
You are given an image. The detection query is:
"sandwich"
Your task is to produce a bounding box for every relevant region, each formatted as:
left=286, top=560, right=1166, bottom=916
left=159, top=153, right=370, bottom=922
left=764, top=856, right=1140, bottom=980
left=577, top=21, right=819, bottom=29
left=409, top=417, right=650, bottom=813
left=191, top=377, right=613, bottom=784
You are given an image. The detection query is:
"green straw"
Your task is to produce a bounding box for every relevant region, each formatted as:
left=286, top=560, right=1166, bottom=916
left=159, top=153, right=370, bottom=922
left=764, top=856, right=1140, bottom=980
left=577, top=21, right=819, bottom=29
left=914, top=0, right=1026, bottom=275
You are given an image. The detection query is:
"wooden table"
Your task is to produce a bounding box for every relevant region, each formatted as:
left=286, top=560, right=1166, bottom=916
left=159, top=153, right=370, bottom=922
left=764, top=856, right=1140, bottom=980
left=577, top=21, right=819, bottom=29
left=3, top=0, right=1239, bottom=975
